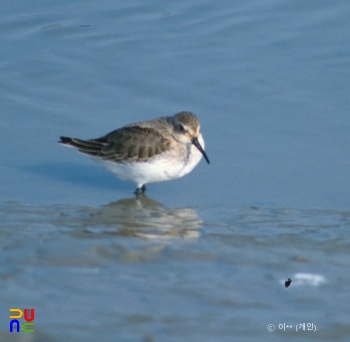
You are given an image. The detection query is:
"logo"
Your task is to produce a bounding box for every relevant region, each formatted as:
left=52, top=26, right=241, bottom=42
left=9, top=308, right=35, bottom=333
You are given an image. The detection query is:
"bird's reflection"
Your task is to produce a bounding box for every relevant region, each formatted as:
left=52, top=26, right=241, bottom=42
left=77, top=194, right=202, bottom=240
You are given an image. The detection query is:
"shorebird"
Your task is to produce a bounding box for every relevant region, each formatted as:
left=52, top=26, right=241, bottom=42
left=59, top=111, right=209, bottom=193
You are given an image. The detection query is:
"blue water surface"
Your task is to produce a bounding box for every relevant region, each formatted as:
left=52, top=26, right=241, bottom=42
left=0, top=1, right=349, bottom=341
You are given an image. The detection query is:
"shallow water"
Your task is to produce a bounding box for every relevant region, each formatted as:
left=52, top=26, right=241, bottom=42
left=0, top=0, right=349, bottom=341
left=1, top=201, right=350, bottom=341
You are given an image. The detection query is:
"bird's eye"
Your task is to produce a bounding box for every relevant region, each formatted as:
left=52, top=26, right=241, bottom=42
left=178, top=124, right=186, bottom=132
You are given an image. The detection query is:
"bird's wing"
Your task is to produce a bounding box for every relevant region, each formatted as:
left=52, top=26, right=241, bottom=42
left=60, top=126, right=172, bottom=162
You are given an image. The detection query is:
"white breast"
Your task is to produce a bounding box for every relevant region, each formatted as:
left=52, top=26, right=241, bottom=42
left=97, top=134, right=205, bottom=187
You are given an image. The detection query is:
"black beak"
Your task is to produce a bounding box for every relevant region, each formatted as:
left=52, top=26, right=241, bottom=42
left=192, top=137, right=210, bottom=164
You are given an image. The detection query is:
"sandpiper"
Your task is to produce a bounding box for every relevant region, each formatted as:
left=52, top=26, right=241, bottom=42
left=59, top=111, right=210, bottom=193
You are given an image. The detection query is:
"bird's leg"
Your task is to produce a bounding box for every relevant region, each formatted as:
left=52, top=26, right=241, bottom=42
left=134, top=184, right=146, bottom=195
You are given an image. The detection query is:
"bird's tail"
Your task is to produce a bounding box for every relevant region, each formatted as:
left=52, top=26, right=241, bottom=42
left=59, top=136, right=105, bottom=157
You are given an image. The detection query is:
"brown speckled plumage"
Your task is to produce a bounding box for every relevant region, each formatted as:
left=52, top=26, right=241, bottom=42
left=61, top=125, right=172, bottom=162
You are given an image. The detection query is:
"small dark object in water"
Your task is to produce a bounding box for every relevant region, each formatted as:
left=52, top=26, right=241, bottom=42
left=285, top=278, right=292, bottom=288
